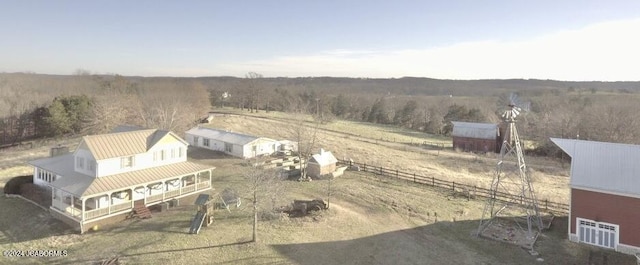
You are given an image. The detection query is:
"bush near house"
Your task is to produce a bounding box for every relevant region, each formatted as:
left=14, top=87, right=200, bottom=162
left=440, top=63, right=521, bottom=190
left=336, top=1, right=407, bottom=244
left=3, top=175, right=32, bottom=194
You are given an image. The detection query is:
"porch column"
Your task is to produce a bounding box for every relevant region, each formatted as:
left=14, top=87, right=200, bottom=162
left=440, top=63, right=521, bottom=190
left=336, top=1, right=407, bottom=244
left=70, top=195, right=75, bottom=217
left=51, top=188, right=54, bottom=206
left=106, top=193, right=111, bottom=215
left=179, top=176, right=183, bottom=196
left=162, top=181, right=166, bottom=201
left=81, top=198, right=86, bottom=222
left=131, top=188, right=135, bottom=209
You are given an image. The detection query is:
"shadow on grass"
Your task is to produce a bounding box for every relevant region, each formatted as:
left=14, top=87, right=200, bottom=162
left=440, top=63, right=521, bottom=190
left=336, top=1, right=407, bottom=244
left=271, top=217, right=636, bottom=265
left=0, top=195, right=75, bottom=243
left=61, top=240, right=255, bottom=265
left=120, top=240, right=252, bottom=258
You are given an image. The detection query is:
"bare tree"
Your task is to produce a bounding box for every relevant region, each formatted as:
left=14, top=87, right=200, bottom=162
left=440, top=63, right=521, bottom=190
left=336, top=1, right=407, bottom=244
left=244, top=166, right=284, bottom=242
left=244, top=72, right=264, bottom=113
left=286, top=110, right=320, bottom=180
left=134, top=79, right=210, bottom=132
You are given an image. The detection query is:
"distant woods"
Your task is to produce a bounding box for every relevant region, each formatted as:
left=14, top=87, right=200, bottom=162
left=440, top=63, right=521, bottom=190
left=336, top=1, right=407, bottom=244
left=0, top=73, right=209, bottom=145
left=3, top=72, right=640, bottom=156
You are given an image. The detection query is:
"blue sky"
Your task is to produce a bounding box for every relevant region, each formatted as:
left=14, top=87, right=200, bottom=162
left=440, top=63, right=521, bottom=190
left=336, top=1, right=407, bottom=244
left=1, top=1, right=640, bottom=80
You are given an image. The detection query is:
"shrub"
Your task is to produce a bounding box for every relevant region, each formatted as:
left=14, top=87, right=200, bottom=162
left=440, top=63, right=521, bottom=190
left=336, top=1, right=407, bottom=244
left=3, top=175, right=33, bottom=195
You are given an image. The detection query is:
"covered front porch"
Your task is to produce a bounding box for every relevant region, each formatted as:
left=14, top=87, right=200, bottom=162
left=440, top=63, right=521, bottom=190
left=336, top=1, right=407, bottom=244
left=50, top=169, right=213, bottom=226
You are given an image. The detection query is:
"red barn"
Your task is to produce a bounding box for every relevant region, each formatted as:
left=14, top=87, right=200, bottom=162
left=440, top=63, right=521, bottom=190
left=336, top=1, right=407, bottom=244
left=451, top=122, right=502, bottom=153
left=552, top=138, right=640, bottom=255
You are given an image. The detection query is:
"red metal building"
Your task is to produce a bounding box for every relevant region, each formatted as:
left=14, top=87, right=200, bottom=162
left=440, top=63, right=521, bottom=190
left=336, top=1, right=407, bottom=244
left=552, top=138, right=640, bottom=255
left=451, top=121, right=502, bottom=153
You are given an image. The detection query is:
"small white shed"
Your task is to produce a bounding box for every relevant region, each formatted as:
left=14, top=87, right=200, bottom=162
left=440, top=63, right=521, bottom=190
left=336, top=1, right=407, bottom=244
left=307, top=149, right=338, bottom=178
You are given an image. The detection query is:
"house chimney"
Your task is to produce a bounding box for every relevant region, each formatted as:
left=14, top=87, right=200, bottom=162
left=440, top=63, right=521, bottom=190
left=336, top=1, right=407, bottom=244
left=50, top=146, right=69, bottom=157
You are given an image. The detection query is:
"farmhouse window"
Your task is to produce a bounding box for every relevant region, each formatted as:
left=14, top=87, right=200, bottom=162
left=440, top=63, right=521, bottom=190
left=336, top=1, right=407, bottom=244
left=76, top=157, right=84, bottom=169
left=171, top=148, right=176, bottom=158
left=225, top=143, right=232, bottom=153
left=203, top=138, right=210, bottom=147
left=193, top=136, right=199, bottom=145
left=161, top=150, right=167, bottom=160
left=121, top=156, right=134, bottom=169
left=178, top=147, right=184, bottom=158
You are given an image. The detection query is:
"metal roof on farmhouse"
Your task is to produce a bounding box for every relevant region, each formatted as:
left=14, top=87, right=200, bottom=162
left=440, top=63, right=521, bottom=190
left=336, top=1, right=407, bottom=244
left=186, top=126, right=275, bottom=145
left=46, top=159, right=214, bottom=197
left=551, top=138, right=640, bottom=197
left=81, top=129, right=186, bottom=160
left=451, top=121, right=499, bottom=140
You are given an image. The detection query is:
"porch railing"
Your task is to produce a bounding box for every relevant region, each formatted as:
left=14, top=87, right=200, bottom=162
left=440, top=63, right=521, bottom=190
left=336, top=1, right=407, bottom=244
left=196, top=181, right=210, bottom=191
left=182, top=185, right=196, bottom=194
left=110, top=201, right=132, bottom=213
left=146, top=193, right=164, bottom=203
left=164, top=189, right=180, bottom=199
left=84, top=207, right=110, bottom=220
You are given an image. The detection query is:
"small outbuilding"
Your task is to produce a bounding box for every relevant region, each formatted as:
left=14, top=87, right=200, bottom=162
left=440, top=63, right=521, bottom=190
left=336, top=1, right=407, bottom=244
left=185, top=126, right=279, bottom=159
left=307, top=149, right=338, bottom=178
left=552, top=138, right=640, bottom=255
left=451, top=121, right=502, bottom=153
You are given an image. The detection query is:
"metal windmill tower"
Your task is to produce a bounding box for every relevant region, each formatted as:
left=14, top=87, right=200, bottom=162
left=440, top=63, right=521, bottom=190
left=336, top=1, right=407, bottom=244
left=477, top=93, right=543, bottom=242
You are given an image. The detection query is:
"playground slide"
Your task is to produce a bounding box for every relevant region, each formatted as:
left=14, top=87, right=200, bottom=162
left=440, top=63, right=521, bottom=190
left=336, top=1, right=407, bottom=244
left=189, top=212, right=206, bottom=234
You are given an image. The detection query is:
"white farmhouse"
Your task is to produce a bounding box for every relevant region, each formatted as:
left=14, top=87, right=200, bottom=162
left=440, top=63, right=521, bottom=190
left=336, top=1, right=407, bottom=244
left=29, top=129, right=215, bottom=233
left=185, top=126, right=279, bottom=159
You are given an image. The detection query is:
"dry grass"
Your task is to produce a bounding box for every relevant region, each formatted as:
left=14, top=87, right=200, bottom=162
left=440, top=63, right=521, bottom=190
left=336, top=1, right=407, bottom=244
left=0, top=116, right=633, bottom=265
left=205, top=112, right=571, bottom=204
left=0, top=167, right=633, bottom=264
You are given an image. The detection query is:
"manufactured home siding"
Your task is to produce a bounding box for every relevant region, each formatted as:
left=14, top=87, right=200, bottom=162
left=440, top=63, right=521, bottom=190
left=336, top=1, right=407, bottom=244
left=571, top=188, right=640, bottom=248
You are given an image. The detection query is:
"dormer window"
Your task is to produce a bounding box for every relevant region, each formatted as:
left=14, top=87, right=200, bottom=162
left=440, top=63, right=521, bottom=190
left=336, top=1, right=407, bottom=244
left=121, top=156, right=134, bottom=169
left=76, top=157, right=85, bottom=169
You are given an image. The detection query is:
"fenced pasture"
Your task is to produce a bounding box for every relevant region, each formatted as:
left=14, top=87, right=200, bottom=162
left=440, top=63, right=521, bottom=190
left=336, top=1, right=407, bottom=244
left=340, top=159, right=569, bottom=213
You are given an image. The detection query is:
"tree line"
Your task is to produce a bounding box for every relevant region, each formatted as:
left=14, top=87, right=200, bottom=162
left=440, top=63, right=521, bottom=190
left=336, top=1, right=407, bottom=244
left=3, top=72, right=640, bottom=156
left=0, top=73, right=209, bottom=145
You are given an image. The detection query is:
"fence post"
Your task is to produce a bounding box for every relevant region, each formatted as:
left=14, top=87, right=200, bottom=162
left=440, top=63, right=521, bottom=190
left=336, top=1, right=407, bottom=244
left=432, top=176, right=435, bottom=186
left=379, top=166, right=382, bottom=175
left=452, top=181, right=455, bottom=191
left=396, top=169, right=398, bottom=178
left=363, top=163, right=366, bottom=172
left=545, top=199, right=548, bottom=210
left=413, top=173, right=416, bottom=183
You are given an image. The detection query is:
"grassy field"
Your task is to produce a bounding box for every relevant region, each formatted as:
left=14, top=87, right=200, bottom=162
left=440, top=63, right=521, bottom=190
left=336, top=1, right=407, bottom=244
left=0, top=115, right=635, bottom=264
left=205, top=110, right=571, bottom=204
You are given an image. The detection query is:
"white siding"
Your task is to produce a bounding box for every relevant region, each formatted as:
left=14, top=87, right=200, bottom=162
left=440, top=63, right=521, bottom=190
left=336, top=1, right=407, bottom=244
left=74, top=148, right=96, bottom=176
left=133, top=187, right=146, bottom=201
left=96, top=142, right=187, bottom=177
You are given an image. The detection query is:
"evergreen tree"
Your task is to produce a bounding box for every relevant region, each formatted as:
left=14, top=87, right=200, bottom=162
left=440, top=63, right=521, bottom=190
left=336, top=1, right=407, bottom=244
left=45, top=99, right=72, bottom=136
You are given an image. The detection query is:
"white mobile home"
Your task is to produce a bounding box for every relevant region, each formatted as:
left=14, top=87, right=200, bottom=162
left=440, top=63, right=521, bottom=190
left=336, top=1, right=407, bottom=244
left=185, top=126, right=279, bottom=159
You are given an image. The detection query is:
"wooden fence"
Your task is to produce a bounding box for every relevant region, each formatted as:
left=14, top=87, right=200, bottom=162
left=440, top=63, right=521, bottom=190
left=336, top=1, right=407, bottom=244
left=338, top=159, right=569, bottom=213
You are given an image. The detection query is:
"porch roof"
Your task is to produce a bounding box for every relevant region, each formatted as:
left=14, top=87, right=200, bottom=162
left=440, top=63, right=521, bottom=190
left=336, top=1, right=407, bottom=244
left=49, top=161, right=215, bottom=198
